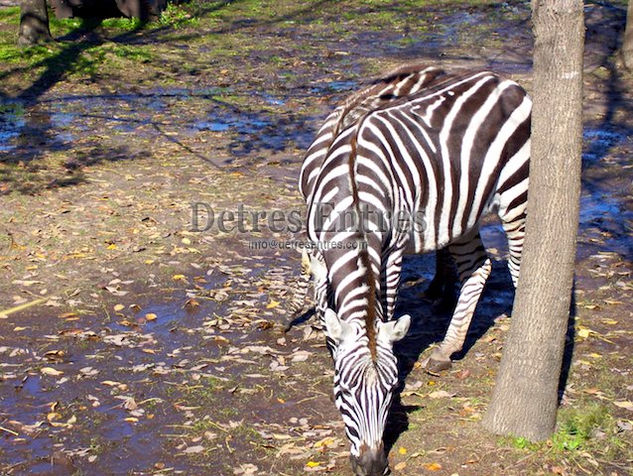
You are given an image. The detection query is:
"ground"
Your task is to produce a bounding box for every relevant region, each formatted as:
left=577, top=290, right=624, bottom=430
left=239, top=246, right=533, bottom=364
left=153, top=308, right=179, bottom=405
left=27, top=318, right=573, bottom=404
left=0, top=1, right=632, bottom=475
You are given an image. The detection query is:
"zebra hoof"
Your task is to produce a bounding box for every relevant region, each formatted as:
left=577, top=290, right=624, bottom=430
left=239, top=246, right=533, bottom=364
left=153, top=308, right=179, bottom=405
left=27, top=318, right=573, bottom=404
left=424, top=357, right=452, bottom=374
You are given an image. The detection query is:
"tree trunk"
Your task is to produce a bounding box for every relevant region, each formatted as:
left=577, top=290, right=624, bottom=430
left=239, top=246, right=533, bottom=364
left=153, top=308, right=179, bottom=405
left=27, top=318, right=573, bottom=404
left=623, top=0, right=633, bottom=71
left=18, top=0, right=53, bottom=46
left=482, top=0, right=584, bottom=440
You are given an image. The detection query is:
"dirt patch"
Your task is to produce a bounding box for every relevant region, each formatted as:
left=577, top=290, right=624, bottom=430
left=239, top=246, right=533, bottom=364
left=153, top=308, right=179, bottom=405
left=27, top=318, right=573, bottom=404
left=1, top=1, right=632, bottom=475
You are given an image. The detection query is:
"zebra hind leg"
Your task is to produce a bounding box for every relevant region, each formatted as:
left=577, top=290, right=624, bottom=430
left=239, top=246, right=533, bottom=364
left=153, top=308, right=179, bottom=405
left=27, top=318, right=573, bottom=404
left=424, top=232, right=491, bottom=373
left=501, top=210, right=526, bottom=288
left=422, top=248, right=458, bottom=311
left=283, top=250, right=313, bottom=332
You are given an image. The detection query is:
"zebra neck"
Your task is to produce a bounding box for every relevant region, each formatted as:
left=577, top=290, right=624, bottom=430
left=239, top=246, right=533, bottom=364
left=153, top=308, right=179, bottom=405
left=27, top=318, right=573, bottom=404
left=326, top=246, right=381, bottom=361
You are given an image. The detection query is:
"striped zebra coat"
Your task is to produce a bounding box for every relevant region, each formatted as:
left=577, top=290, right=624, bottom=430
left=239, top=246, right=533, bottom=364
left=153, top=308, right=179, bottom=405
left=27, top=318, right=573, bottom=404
left=293, top=65, right=452, bottom=329
left=298, top=65, right=530, bottom=476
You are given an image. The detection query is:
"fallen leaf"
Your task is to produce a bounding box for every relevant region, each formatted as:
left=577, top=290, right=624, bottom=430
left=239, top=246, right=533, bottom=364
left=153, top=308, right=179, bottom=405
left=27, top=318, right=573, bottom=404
left=47, top=412, right=61, bottom=422
left=394, top=461, right=407, bottom=471
left=428, top=390, right=454, bottom=399
left=614, top=401, right=633, bottom=411
left=424, top=462, right=442, bottom=471
left=41, top=367, right=64, bottom=376
left=234, top=463, right=258, bottom=475
left=577, top=326, right=596, bottom=339
left=58, top=312, right=78, bottom=319
left=183, top=445, right=204, bottom=454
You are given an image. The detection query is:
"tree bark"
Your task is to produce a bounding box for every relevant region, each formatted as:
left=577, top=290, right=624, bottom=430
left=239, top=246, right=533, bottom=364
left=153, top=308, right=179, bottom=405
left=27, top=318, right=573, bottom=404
left=18, top=0, right=53, bottom=46
left=623, top=0, right=633, bottom=71
left=482, top=0, right=584, bottom=440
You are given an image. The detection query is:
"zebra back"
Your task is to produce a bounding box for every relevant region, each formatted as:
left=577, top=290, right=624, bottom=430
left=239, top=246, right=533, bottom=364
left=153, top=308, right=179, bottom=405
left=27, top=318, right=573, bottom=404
left=299, top=64, right=450, bottom=202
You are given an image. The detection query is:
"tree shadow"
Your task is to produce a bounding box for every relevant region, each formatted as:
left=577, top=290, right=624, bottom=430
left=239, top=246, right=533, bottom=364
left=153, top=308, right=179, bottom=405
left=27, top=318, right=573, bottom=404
left=383, top=251, right=514, bottom=453
left=384, top=3, right=630, bottom=450
left=579, top=2, right=633, bottom=263
left=558, top=280, right=577, bottom=404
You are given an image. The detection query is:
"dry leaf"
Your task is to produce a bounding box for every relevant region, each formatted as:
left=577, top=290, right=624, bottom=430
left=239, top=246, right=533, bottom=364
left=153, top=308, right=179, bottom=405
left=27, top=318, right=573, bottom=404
left=613, top=401, right=633, bottom=411
left=183, top=445, right=204, bottom=454
left=424, top=462, right=442, bottom=471
left=428, top=390, right=454, bottom=399
left=41, top=367, right=64, bottom=376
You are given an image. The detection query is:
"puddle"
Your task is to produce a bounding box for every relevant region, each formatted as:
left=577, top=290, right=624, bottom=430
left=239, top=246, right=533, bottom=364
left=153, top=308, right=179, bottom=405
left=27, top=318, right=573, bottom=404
left=579, top=193, right=624, bottom=225
left=1, top=89, right=302, bottom=165
left=583, top=126, right=630, bottom=162
left=195, top=120, right=232, bottom=132
left=0, top=103, right=26, bottom=153
left=0, top=265, right=278, bottom=473
left=193, top=115, right=270, bottom=135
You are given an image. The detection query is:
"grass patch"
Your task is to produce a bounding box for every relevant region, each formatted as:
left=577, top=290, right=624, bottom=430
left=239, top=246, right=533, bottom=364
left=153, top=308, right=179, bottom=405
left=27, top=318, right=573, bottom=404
left=168, top=377, right=227, bottom=405
left=49, top=16, right=82, bottom=36
left=106, top=43, right=154, bottom=62
left=501, top=401, right=630, bottom=473
left=0, top=6, right=19, bottom=23
left=552, top=404, right=610, bottom=451
left=101, top=17, right=143, bottom=31
left=159, top=3, right=199, bottom=28
left=0, top=43, right=54, bottom=65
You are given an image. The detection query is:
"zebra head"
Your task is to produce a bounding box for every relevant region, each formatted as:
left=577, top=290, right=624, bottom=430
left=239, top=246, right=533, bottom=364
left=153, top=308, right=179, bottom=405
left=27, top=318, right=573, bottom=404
left=324, top=308, right=410, bottom=476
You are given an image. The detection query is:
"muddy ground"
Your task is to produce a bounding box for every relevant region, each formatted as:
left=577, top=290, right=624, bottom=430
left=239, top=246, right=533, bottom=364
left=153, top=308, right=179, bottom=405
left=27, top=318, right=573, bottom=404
left=0, top=1, right=632, bottom=475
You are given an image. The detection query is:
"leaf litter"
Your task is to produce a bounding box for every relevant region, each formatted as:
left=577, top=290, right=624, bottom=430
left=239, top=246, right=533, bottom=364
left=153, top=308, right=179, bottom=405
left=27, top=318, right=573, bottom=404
left=0, top=2, right=632, bottom=475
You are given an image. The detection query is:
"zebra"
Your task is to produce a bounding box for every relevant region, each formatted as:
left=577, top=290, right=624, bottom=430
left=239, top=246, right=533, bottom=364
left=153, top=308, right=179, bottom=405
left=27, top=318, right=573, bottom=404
left=289, top=64, right=456, bottom=329
left=298, top=65, right=531, bottom=476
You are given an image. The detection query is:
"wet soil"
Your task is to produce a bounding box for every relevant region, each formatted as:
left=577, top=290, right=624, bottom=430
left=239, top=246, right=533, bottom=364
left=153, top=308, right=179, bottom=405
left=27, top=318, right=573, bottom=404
left=0, top=1, right=632, bottom=475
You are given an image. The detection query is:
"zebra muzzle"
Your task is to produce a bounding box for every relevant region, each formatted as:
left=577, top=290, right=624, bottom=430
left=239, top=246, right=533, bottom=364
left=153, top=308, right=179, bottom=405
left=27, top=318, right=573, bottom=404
left=350, top=444, right=390, bottom=476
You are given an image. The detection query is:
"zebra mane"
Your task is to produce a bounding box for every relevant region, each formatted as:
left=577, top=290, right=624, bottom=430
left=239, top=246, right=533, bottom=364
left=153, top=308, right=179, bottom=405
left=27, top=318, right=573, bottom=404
left=333, top=63, right=447, bottom=139
left=347, top=129, right=379, bottom=362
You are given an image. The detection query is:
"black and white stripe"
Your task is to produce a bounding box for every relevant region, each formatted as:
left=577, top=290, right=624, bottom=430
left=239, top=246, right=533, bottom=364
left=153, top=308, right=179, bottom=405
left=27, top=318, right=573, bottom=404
left=292, top=64, right=450, bottom=325
left=300, top=66, right=530, bottom=474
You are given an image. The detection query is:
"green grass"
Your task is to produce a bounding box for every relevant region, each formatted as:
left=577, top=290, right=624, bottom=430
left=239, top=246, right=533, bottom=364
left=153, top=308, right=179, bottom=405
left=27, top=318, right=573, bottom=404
left=0, top=6, right=19, bottom=23
left=168, top=376, right=227, bottom=404
left=0, top=43, right=54, bottom=64
left=552, top=404, right=610, bottom=451
left=101, top=17, right=143, bottom=31
left=106, top=43, right=154, bottom=62
left=504, top=402, right=624, bottom=458
left=49, top=16, right=82, bottom=35
left=159, top=3, right=199, bottom=28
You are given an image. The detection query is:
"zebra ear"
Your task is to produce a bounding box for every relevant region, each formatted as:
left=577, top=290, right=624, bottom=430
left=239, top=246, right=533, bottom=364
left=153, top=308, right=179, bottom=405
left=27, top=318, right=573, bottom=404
left=300, top=249, right=311, bottom=275
left=379, top=314, right=411, bottom=344
left=324, top=308, right=346, bottom=343
left=310, top=251, right=327, bottom=284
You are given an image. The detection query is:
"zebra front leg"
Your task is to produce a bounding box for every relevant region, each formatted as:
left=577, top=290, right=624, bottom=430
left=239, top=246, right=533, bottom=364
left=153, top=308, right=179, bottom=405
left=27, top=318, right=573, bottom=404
left=283, top=256, right=312, bottom=332
left=425, top=234, right=491, bottom=373
left=383, top=247, right=404, bottom=321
